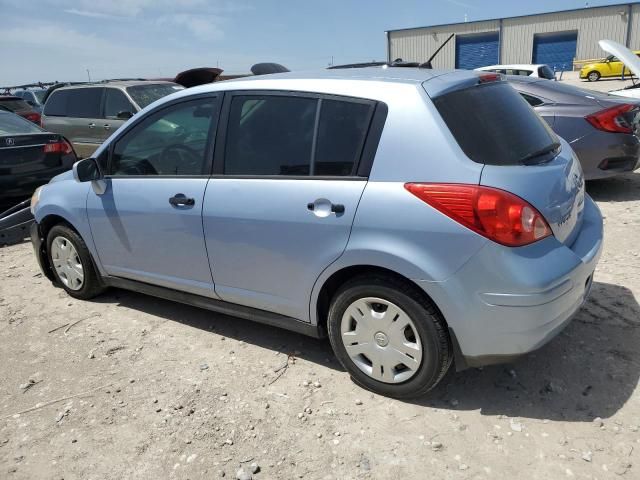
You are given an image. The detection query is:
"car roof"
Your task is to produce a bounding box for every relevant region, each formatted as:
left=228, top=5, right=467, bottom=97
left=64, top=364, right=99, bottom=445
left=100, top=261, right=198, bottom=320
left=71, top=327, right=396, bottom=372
left=477, top=64, right=544, bottom=70
left=54, top=80, right=178, bottom=91
left=221, top=67, right=446, bottom=85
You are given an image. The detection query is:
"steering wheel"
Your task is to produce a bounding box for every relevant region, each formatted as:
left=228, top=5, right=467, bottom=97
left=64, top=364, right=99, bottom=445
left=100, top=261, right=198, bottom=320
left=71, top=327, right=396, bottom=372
left=159, top=144, right=201, bottom=174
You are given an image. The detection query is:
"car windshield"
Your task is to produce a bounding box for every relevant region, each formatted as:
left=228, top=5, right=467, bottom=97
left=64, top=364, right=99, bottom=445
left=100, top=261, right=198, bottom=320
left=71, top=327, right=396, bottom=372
left=0, top=98, right=31, bottom=112
left=126, top=84, right=184, bottom=109
left=0, top=111, right=42, bottom=134
left=33, top=90, right=47, bottom=103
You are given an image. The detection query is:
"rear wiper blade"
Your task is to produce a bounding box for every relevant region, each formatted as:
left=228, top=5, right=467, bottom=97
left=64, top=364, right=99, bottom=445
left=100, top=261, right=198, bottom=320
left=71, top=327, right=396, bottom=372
left=519, top=142, right=561, bottom=165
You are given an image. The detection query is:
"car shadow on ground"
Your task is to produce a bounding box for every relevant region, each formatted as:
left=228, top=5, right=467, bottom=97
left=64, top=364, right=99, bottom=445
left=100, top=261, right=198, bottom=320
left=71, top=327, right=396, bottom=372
left=414, top=281, right=640, bottom=421
left=95, top=288, right=343, bottom=372
left=97, top=280, right=639, bottom=422
left=587, top=172, right=640, bottom=202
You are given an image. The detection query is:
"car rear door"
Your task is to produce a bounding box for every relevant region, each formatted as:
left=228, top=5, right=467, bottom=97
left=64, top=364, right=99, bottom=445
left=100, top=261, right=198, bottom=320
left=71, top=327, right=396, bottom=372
left=202, top=92, right=380, bottom=321
left=86, top=95, right=220, bottom=297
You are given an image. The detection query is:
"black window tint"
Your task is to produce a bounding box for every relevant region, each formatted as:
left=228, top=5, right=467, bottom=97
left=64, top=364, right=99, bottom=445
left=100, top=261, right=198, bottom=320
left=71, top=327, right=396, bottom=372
left=67, top=88, right=103, bottom=118
left=314, top=99, right=372, bottom=176
left=520, top=93, right=544, bottom=107
left=104, top=88, right=134, bottom=118
left=434, top=81, right=557, bottom=166
left=43, top=90, right=69, bottom=116
left=111, top=98, right=217, bottom=176
left=224, top=95, right=317, bottom=175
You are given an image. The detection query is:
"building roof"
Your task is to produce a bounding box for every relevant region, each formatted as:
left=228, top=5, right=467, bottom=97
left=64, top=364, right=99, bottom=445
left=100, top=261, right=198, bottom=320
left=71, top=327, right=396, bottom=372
left=386, top=1, right=640, bottom=33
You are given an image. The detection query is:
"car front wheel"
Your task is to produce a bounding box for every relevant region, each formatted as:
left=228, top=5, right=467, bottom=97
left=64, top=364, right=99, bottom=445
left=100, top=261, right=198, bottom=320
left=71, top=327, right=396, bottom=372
left=327, top=275, right=452, bottom=398
left=46, top=224, right=105, bottom=300
left=587, top=71, right=601, bottom=82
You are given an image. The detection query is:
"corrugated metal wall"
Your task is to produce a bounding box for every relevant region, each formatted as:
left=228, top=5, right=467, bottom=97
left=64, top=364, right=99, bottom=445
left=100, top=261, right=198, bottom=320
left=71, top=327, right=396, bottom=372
left=502, top=5, right=629, bottom=63
left=388, top=3, right=640, bottom=68
left=388, top=20, right=499, bottom=69
left=631, top=4, right=640, bottom=48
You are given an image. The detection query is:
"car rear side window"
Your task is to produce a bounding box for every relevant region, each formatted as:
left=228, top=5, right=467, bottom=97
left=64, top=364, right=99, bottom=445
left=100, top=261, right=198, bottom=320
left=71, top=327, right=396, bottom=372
left=314, top=99, right=372, bottom=176
left=224, top=95, right=317, bottom=175
left=433, top=81, right=557, bottom=166
left=223, top=94, right=374, bottom=177
left=43, top=90, right=69, bottom=116
left=66, top=88, right=103, bottom=118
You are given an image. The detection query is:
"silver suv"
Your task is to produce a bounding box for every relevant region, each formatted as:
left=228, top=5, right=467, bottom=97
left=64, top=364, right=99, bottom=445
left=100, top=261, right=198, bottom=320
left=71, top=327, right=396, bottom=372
left=41, top=81, right=184, bottom=158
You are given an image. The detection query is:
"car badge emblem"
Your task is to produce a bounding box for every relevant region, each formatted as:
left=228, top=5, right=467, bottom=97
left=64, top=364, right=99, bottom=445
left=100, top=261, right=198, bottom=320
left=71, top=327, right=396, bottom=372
left=5, top=138, right=15, bottom=146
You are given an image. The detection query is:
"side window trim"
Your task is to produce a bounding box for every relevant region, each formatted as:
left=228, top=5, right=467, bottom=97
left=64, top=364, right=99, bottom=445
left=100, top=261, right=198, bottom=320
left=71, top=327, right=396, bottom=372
left=105, top=93, right=221, bottom=177
left=212, top=89, right=383, bottom=179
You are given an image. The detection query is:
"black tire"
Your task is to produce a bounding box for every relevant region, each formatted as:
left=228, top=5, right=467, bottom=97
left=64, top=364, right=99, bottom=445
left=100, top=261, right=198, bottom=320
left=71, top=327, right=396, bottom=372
left=327, top=274, right=452, bottom=398
left=46, top=224, right=106, bottom=300
left=587, top=71, right=601, bottom=82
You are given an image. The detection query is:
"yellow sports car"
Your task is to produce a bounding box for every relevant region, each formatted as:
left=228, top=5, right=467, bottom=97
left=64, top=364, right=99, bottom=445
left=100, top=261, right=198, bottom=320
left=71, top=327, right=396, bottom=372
left=580, top=52, right=640, bottom=82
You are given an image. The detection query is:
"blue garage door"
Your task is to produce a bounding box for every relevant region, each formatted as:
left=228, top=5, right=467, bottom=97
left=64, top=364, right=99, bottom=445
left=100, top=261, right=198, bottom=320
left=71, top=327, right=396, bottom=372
left=533, top=31, right=578, bottom=72
left=455, top=32, right=500, bottom=70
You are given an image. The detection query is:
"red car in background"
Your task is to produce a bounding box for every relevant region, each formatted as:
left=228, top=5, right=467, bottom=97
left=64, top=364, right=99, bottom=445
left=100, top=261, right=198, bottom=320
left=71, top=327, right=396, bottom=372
left=0, top=96, right=41, bottom=125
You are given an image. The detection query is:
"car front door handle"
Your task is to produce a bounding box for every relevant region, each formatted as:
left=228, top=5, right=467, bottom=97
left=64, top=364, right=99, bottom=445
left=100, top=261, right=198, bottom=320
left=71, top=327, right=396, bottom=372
left=169, top=194, right=195, bottom=207
left=103, top=124, right=111, bottom=130
left=88, top=123, right=95, bottom=129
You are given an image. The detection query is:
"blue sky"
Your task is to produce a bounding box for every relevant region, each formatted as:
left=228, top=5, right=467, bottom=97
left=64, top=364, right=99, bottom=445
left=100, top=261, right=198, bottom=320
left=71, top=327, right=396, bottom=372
left=0, top=0, right=630, bottom=85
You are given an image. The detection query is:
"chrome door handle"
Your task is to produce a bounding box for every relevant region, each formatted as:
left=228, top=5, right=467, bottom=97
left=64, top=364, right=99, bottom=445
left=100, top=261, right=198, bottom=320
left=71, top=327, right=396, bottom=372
left=88, top=123, right=95, bottom=129
left=307, top=199, right=345, bottom=216
left=103, top=124, right=111, bottom=130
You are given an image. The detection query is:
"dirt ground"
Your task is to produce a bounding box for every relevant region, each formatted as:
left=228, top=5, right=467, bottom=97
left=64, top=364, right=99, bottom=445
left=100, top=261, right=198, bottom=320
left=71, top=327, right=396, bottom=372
left=0, top=172, right=639, bottom=480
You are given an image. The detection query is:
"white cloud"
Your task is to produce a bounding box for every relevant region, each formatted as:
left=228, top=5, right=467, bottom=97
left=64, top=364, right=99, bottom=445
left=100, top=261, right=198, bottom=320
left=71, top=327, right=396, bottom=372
left=157, top=13, right=225, bottom=41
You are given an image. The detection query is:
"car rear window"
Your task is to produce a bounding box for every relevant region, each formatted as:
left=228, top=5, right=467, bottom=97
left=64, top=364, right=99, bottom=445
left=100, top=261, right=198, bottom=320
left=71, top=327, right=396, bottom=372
left=433, top=81, right=558, bottom=165
left=126, top=84, right=184, bottom=109
left=0, top=98, right=31, bottom=112
left=0, top=111, right=42, bottom=134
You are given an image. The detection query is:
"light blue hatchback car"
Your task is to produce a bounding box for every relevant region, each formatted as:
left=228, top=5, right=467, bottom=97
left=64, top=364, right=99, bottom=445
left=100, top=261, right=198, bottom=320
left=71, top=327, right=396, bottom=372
left=30, top=68, right=603, bottom=398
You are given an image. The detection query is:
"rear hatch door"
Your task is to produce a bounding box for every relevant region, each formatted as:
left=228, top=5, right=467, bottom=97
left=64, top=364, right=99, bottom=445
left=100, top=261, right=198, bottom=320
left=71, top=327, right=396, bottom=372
left=428, top=74, right=585, bottom=246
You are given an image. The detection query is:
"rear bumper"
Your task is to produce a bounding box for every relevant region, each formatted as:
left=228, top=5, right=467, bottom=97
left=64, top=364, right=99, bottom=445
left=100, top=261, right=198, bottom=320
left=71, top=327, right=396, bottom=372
left=419, top=195, right=603, bottom=368
left=572, top=131, right=640, bottom=180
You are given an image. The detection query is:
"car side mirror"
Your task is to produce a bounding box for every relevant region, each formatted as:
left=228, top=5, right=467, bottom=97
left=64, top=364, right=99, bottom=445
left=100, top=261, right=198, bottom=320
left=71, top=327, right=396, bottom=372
left=73, top=157, right=103, bottom=183
left=117, top=111, right=134, bottom=120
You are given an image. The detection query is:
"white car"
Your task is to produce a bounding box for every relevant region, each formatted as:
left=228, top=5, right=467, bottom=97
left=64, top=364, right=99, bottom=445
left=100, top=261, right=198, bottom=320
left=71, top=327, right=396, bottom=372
left=475, top=64, right=556, bottom=80
left=598, top=39, right=640, bottom=99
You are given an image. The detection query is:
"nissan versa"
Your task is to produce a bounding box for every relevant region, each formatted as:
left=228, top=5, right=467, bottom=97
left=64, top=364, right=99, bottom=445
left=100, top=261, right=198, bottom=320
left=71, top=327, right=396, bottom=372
left=29, top=68, right=603, bottom=398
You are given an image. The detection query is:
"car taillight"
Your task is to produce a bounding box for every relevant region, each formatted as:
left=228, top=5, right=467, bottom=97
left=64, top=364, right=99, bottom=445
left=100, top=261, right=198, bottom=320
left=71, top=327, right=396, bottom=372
left=404, top=183, right=552, bottom=247
left=585, top=104, right=637, bottom=134
left=25, top=112, right=41, bottom=124
left=44, top=140, right=73, bottom=155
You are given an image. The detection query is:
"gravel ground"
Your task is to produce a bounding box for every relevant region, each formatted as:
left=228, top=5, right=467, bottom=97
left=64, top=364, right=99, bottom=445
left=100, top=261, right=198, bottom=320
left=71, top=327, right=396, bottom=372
left=1, top=172, right=639, bottom=480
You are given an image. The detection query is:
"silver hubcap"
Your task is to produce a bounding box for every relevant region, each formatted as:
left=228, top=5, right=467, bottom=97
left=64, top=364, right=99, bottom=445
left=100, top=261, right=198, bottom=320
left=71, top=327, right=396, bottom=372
left=340, top=297, right=423, bottom=384
left=51, top=236, right=84, bottom=291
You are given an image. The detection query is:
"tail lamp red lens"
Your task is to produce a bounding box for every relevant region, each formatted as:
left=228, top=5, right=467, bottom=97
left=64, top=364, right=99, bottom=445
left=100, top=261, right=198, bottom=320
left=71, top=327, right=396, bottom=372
left=585, top=104, right=637, bottom=134
left=44, top=140, right=73, bottom=155
left=404, top=183, right=552, bottom=247
left=25, top=112, right=41, bottom=124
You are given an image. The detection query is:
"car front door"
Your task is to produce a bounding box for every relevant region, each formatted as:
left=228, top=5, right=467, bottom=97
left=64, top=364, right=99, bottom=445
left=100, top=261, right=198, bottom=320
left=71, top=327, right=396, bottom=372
left=86, top=95, right=220, bottom=297
left=100, top=88, right=134, bottom=141
left=202, top=92, right=380, bottom=320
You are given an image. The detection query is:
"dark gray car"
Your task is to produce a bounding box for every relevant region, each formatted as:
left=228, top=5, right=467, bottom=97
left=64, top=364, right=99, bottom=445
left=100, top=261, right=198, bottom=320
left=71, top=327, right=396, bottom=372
left=507, top=76, right=640, bottom=180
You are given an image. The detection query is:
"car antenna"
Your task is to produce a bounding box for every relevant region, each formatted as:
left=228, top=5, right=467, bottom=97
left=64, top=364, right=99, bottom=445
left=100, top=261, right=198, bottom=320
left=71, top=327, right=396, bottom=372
left=419, top=33, right=455, bottom=69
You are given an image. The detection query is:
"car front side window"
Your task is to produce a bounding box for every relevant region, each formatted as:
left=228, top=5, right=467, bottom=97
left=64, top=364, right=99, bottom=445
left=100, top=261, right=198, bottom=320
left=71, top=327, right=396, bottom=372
left=110, top=97, right=217, bottom=176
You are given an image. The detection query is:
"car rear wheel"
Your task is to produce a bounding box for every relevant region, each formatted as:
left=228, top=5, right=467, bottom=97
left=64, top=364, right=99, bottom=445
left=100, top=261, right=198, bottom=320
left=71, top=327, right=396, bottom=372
left=587, top=71, right=601, bottom=82
left=327, top=275, right=452, bottom=398
left=46, top=224, right=105, bottom=300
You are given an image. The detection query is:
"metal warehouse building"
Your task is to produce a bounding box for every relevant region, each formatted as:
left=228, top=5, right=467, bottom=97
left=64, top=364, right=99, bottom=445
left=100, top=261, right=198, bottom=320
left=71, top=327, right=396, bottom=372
left=386, top=2, right=640, bottom=71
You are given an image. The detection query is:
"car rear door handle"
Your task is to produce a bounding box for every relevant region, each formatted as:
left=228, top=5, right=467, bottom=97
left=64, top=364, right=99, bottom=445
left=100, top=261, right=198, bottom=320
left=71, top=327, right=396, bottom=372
left=307, top=200, right=345, bottom=216
left=103, top=124, right=111, bottom=130
left=88, top=123, right=95, bottom=129
left=169, top=193, right=195, bottom=207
